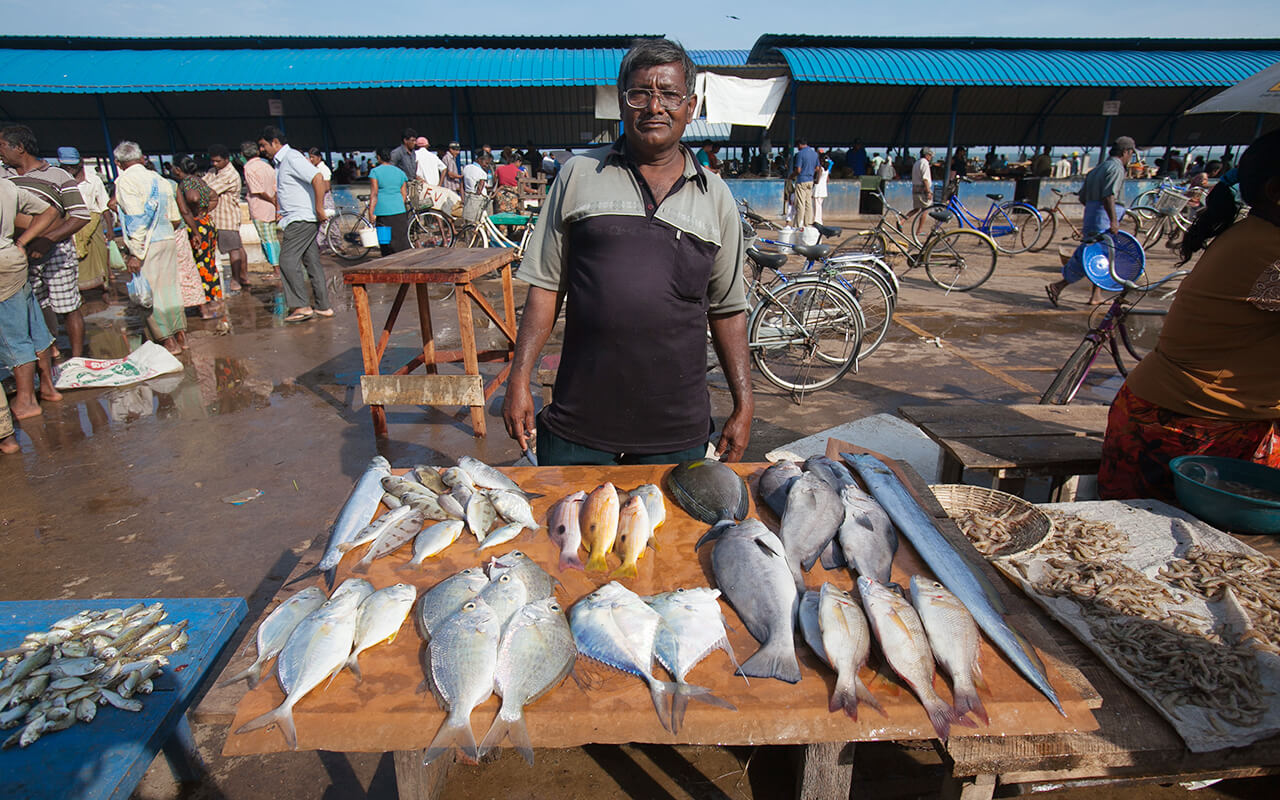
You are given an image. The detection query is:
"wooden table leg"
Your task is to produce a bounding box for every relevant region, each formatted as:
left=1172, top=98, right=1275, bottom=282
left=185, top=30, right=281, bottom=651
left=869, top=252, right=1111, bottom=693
left=501, top=263, right=516, bottom=359
left=351, top=283, right=387, bottom=438
left=415, top=284, right=437, bottom=375
left=454, top=280, right=485, bottom=437
left=940, top=772, right=996, bottom=800
left=795, top=741, right=855, bottom=800
left=392, top=749, right=451, bottom=800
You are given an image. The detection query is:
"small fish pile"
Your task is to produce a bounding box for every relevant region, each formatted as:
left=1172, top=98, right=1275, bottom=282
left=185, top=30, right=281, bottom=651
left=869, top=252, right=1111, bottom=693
left=420, top=552, right=571, bottom=765
left=235, top=580, right=417, bottom=748
left=550, top=483, right=664, bottom=578
left=0, top=603, right=189, bottom=749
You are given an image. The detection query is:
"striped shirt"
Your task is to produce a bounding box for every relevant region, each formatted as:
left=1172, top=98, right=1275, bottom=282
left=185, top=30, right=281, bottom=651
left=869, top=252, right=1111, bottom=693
left=203, top=164, right=243, bottom=232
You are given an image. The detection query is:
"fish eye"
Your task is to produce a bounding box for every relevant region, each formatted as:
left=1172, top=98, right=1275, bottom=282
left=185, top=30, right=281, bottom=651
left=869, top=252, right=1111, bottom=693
left=550, top=603, right=561, bottom=611
left=462, top=602, right=476, bottom=610
left=675, top=588, right=685, bottom=593
left=499, top=574, right=511, bottom=583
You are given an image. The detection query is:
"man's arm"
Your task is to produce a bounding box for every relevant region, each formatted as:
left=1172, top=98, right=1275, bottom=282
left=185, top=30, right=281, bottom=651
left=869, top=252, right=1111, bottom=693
left=16, top=205, right=59, bottom=248
left=708, top=311, right=753, bottom=462
left=311, top=172, right=328, bottom=222
left=501, top=286, right=560, bottom=450
left=1103, top=195, right=1119, bottom=234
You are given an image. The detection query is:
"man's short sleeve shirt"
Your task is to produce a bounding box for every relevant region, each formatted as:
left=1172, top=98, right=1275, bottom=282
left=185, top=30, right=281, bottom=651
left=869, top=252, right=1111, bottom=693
left=203, top=164, right=243, bottom=231
left=1080, top=157, right=1126, bottom=204
left=792, top=147, right=819, bottom=183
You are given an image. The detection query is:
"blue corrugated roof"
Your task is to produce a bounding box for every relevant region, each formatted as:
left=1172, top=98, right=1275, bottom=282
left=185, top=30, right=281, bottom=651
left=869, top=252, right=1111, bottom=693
left=0, top=47, right=628, bottom=92
left=776, top=47, right=1280, bottom=87
left=689, top=50, right=750, bottom=67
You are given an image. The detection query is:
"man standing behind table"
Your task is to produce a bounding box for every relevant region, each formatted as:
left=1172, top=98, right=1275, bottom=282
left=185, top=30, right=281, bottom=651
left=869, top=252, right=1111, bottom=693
left=241, top=141, right=280, bottom=272
left=789, top=138, right=819, bottom=228
left=257, top=126, right=332, bottom=324
left=114, top=141, right=187, bottom=354
left=203, top=144, right=248, bottom=292
left=0, top=125, right=90, bottom=359
left=390, top=128, right=418, bottom=181
left=502, top=38, right=753, bottom=465
left=60, top=147, right=112, bottom=301
left=442, top=142, right=464, bottom=197
left=847, top=139, right=868, bottom=176
left=912, top=147, right=935, bottom=209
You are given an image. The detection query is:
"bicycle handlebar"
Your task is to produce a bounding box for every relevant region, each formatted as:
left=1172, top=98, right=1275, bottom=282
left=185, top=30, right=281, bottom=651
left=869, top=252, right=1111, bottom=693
left=1082, top=232, right=1189, bottom=292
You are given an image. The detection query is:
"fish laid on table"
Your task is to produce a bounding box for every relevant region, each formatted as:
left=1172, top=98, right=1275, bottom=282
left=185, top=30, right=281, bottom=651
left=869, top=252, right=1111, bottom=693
left=465, top=492, right=499, bottom=542
left=480, top=571, right=529, bottom=632
left=759, top=460, right=802, bottom=518
left=417, top=568, right=490, bottom=638
left=859, top=576, right=968, bottom=740
left=486, top=489, right=539, bottom=531
left=628, top=484, right=667, bottom=533
left=288, top=456, right=391, bottom=589
left=666, top=460, right=749, bottom=524
left=330, top=578, right=375, bottom=606
left=696, top=520, right=801, bottom=683
left=423, top=599, right=501, bottom=764
left=910, top=576, right=989, bottom=725
left=611, top=496, right=653, bottom=580
left=843, top=452, right=1063, bottom=713
left=477, top=523, right=527, bottom=552
left=442, top=466, right=475, bottom=491
left=803, top=455, right=856, bottom=491
left=458, top=455, right=527, bottom=496
left=345, top=583, right=418, bottom=682
left=581, top=483, right=621, bottom=573
left=478, top=597, right=576, bottom=764
left=382, top=474, right=435, bottom=501
left=818, top=583, right=884, bottom=721
left=798, top=589, right=828, bottom=666
left=220, top=586, right=326, bottom=689
left=571, top=582, right=676, bottom=733
left=337, top=504, right=417, bottom=555
left=406, top=520, right=466, bottom=567
left=352, top=510, right=428, bottom=574
left=436, top=492, right=467, bottom=521
left=778, top=471, right=844, bottom=581
left=410, top=465, right=450, bottom=494
left=646, top=588, right=739, bottom=733
left=382, top=493, right=404, bottom=509
left=236, top=592, right=362, bottom=749
left=837, top=484, right=898, bottom=585
left=490, top=550, right=557, bottom=599
left=548, top=491, right=586, bottom=572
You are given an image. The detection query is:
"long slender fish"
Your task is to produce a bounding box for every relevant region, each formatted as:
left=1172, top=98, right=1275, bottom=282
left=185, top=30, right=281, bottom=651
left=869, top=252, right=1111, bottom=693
left=219, top=586, right=326, bottom=689
left=911, top=576, right=989, bottom=725
left=843, top=453, right=1062, bottom=713
left=287, top=456, right=391, bottom=589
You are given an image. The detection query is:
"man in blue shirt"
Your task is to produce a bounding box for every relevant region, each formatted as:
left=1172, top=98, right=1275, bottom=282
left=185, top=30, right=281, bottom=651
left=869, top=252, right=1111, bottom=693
left=257, top=126, right=333, bottom=323
left=789, top=138, right=819, bottom=227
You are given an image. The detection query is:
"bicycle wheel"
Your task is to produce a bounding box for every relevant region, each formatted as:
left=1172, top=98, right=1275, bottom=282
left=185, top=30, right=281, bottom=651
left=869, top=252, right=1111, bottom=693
left=832, top=230, right=886, bottom=258
left=750, top=281, right=863, bottom=393
left=1134, top=189, right=1159, bottom=208
left=909, top=203, right=954, bottom=245
left=326, top=212, right=375, bottom=261
left=1114, top=308, right=1166, bottom=374
left=1039, top=338, right=1103, bottom=405
left=409, top=210, right=455, bottom=248
left=831, top=265, right=895, bottom=356
left=1030, top=208, right=1058, bottom=252
left=1142, top=215, right=1173, bottom=250
left=922, top=229, right=998, bottom=291
left=992, top=203, right=1042, bottom=255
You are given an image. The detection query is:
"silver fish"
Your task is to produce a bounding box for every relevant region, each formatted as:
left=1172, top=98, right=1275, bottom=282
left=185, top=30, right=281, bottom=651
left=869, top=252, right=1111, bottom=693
left=417, top=568, right=490, bottom=638
left=477, top=523, right=527, bottom=552
left=220, top=586, right=326, bottom=689
left=336, top=504, right=418, bottom=555
left=485, top=489, right=539, bottom=531
left=441, top=466, right=475, bottom=490
left=696, top=520, right=801, bottom=683
left=423, top=598, right=501, bottom=764
left=407, top=520, right=466, bottom=566
left=548, top=491, right=586, bottom=572
left=381, top=492, right=403, bottom=509
left=843, top=453, right=1062, bottom=713
left=570, top=582, right=677, bottom=732
left=289, top=456, right=391, bottom=590
left=407, top=492, right=455, bottom=522
left=330, top=578, right=375, bottom=606
left=778, top=472, right=844, bottom=581
left=646, top=588, right=739, bottom=733
left=758, top=460, right=802, bottom=517
left=346, top=584, right=417, bottom=682
left=437, top=492, right=466, bottom=521
left=75, top=697, right=97, bottom=723
left=629, top=484, right=667, bottom=532
left=798, top=589, right=828, bottom=666
left=478, top=598, right=576, bottom=764
left=381, top=474, right=435, bottom=500
left=837, top=484, right=898, bottom=585
left=465, top=491, right=499, bottom=542
left=479, top=571, right=529, bottom=632
left=859, top=576, right=966, bottom=740
left=818, top=582, right=884, bottom=721
left=489, top=550, right=557, bottom=599
left=458, top=455, right=525, bottom=494
left=409, top=465, right=450, bottom=494
left=235, top=592, right=362, bottom=749
left=911, top=575, right=989, bottom=725
left=352, top=510, right=428, bottom=573
left=803, top=455, right=856, bottom=490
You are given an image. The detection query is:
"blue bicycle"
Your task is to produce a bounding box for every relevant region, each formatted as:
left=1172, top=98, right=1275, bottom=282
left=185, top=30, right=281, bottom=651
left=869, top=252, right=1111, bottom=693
left=911, top=175, right=1043, bottom=255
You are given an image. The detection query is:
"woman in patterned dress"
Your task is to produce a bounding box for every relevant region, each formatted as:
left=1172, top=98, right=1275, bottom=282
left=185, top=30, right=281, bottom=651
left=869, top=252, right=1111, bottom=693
left=172, top=157, right=222, bottom=319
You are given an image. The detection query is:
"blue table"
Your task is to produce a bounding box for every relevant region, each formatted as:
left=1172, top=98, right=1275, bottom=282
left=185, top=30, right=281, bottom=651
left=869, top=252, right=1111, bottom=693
left=0, top=598, right=246, bottom=800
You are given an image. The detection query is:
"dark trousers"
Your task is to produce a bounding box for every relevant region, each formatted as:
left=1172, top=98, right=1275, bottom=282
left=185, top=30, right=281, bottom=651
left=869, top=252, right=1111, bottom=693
left=375, top=212, right=411, bottom=256
left=280, top=220, right=330, bottom=311
left=535, top=409, right=708, bottom=466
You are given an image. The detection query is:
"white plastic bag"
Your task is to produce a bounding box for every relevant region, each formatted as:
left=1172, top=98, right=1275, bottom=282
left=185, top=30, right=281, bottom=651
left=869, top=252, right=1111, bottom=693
left=127, top=273, right=153, bottom=307
left=54, top=341, right=184, bottom=390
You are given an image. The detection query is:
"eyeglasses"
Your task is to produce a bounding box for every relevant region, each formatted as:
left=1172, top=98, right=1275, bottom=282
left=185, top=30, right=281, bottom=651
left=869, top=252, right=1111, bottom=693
left=623, top=88, right=688, bottom=112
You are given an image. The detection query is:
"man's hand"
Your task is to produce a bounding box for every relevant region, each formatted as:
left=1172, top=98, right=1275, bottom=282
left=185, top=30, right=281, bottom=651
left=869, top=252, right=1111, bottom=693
left=125, top=255, right=142, bottom=274
left=715, top=405, right=751, bottom=462
left=315, top=208, right=327, bottom=224
left=25, top=236, right=51, bottom=262
left=502, top=381, right=536, bottom=451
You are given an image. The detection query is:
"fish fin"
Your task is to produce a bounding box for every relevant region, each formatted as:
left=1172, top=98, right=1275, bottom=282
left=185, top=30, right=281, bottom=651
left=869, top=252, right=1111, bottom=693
left=952, top=684, right=989, bottom=726
left=217, top=658, right=264, bottom=689
left=423, top=712, right=478, bottom=765
left=694, top=520, right=734, bottom=550
left=671, top=683, right=736, bottom=734
left=478, top=709, right=534, bottom=765
left=322, top=568, right=336, bottom=591
left=235, top=702, right=297, bottom=750
left=585, top=551, right=609, bottom=572
left=923, top=695, right=958, bottom=740
left=856, top=678, right=887, bottom=718
left=609, top=562, right=639, bottom=580
left=351, top=560, right=371, bottom=576
left=829, top=676, right=859, bottom=719
left=647, top=679, right=678, bottom=733
left=733, top=474, right=750, bottom=520
left=283, top=564, right=321, bottom=588
left=647, top=534, right=659, bottom=552
left=736, top=641, right=801, bottom=684
left=558, top=552, right=585, bottom=572
left=819, top=540, right=846, bottom=570
left=971, top=664, right=988, bottom=693
left=345, top=654, right=363, bottom=684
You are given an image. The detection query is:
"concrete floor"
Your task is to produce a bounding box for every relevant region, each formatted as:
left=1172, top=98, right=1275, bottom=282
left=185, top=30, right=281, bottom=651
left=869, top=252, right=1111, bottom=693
left=1, top=221, right=1276, bottom=799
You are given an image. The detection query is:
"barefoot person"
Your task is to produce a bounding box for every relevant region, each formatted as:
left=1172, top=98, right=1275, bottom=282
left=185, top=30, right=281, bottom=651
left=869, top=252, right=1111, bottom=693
left=0, top=174, right=62, bottom=420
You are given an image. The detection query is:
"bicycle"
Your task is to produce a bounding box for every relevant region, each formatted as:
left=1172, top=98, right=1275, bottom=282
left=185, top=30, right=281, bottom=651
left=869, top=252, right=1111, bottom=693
left=1039, top=234, right=1188, bottom=405
left=911, top=176, right=1042, bottom=255
left=406, top=180, right=456, bottom=249
left=322, top=191, right=455, bottom=262
left=1032, top=188, right=1148, bottom=252
left=838, top=207, right=1000, bottom=292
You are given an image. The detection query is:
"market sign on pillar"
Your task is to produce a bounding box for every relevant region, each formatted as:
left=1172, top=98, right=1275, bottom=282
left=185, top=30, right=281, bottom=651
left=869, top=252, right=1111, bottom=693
left=268, top=99, right=285, bottom=117
left=1101, top=100, right=1121, bottom=117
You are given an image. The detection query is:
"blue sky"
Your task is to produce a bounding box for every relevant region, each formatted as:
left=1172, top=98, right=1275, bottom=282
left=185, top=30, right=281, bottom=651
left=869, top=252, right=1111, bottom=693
left=22, top=0, right=1280, bottom=49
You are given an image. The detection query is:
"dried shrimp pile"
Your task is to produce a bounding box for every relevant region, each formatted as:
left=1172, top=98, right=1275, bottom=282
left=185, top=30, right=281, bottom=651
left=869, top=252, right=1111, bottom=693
left=1036, top=511, right=1132, bottom=561
left=1159, top=546, right=1280, bottom=652
left=950, top=506, right=1042, bottom=556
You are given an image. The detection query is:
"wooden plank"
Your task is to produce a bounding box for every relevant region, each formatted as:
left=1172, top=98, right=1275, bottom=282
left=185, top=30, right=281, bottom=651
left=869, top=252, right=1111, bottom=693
left=795, top=742, right=854, bottom=800
left=361, top=374, right=484, bottom=406
left=414, top=284, right=437, bottom=376
left=341, top=248, right=514, bottom=284
left=937, top=436, right=1102, bottom=473
left=454, top=277, right=485, bottom=437
left=899, top=404, right=1110, bottom=439
left=375, top=284, right=410, bottom=364
left=500, top=264, right=516, bottom=361
left=350, top=283, right=387, bottom=439
left=462, top=282, right=516, bottom=345
left=392, top=750, right=451, bottom=800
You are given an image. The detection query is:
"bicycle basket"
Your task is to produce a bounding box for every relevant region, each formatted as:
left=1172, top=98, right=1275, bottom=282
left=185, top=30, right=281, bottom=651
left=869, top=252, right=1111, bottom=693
left=1155, top=188, right=1191, bottom=214
left=462, top=193, right=490, bottom=224
left=1083, top=230, right=1145, bottom=292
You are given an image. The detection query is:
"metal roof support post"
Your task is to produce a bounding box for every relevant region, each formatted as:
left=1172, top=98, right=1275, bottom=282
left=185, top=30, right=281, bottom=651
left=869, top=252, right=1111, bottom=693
left=450, top=88, right=460, bottom=145
left=463, top=88, right=477, bottom=150
left=1257, top=114, right=1266, bottom=140
left=1099, top=88, right=1118, bottom=164
left=96, top=95, right=116, bottom=179
left=307, top=91, right=337, bottom=159
left=895, top=88, right=928, bottom=161
left=788, top=81, right=797, bottom=155
left=943, top=87, right=960, bottom=189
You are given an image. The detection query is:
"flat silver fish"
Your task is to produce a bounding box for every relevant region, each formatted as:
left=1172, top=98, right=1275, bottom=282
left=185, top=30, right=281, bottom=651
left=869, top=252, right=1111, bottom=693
left=646, top=587, right=739, bottom=733
left=489, top=550, right=557, bottom=599
left=477, top=522, right=527, bottom=552
left=837, top=484, right=898, bottom=584
left=423, top=599, right=500, bottom=764
left=479, top=571, right=529, bottom=632
left=330, top=578, right=375, bottom=606
left=417, top=568, right=490, bottom=639
left=346, top=583, right=417, bottom=682
left=407, top=520, right=466, bottom=567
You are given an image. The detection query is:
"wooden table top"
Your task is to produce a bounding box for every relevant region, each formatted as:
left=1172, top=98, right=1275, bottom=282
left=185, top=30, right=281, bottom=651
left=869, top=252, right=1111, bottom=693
left=342, top=247, right=516, bottom=284
left=899, top=404, right=1109, bottom=473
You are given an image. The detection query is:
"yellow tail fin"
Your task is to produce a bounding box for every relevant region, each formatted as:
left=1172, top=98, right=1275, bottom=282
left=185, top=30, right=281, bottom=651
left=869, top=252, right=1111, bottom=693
left=586, top=550, right=609, bottom=572
left=610, top=561, right=639, bottom=580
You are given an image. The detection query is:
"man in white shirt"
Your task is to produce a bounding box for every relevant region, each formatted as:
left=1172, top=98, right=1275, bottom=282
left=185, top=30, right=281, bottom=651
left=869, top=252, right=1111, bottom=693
left=462, top=152, right=491, bottom=196
left=257, top=126, right=331, bottom=323
left=414, top=137, right=445, bottom=186
left=912, top=147, right=935, bottom=209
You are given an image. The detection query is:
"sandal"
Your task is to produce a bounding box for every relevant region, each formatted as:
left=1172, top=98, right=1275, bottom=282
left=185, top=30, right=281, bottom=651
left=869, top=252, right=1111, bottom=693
left=1044, top=284, right=1061, bottom=308
left=284, top=311, right=314, bottom=323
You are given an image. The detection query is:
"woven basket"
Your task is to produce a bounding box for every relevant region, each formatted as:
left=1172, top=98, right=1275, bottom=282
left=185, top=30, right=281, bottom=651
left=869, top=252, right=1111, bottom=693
left=929, top=484, right=1052, bottom=558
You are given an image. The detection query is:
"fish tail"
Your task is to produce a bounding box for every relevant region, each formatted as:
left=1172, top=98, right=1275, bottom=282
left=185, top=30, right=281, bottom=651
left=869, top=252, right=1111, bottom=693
left=855, top=677, right=887, bottom=718
left=345, top=654, right=363, bottom=684
left=478, top=708, right=534, bottom=765
left=829, top=675, right=858, bottom=719
left=423, top=711, right=478, bottom=765
left=646, top=678, right=678, bottom=733
left=585, top=550, right=609, bottom=573
left=283, top=564, right=322, bottom=588
left=558, top=551, right=585, bottom=572
left=671, top=681, right=736, bottom=733
left=217, top=658, right=263, bottom=689
left=737, top=641, right=801, bottom=684
left=952, top=680, right=989, bottom=726
left=351, top=559, right=372, bottom=575
left=921, top=692, right=960, bottom=741
left=235, top=701, right=298, bottom=750
left=609, top=561, right=639, bottom=580
left=819, top=540, right=846, bottom=570
left=323, top=567, right=336, bottom=591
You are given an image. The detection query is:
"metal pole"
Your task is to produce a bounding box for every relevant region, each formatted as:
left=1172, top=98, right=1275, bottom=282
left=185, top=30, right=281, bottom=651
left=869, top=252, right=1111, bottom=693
left=450, top=88, right=460, bottom=144
left=943, top=87, right=960, bottom=189
left=96, top=95, right=116, bottom=179
left=788, top=81, right=797, bottom=155
left=1099, top=89, right=1117, bottom=165
left=1256, top=114, right=1266, bottom=141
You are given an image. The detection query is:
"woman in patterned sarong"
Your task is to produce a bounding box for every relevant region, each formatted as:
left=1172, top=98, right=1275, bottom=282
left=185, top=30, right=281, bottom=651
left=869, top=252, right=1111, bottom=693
left=172, top=157, right=222, bottom=319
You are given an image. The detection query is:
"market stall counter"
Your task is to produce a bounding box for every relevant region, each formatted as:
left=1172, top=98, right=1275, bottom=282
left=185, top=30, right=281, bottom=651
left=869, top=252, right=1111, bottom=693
left=207, top=450, right=1098, bottom=799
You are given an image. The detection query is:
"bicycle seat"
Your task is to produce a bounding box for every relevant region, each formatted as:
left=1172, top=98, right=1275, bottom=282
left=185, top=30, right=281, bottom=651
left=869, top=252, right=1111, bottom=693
left=357, top=194, right=370, bottom=202
left=746, top=248, right=789, bottom=271
left=1051, top=188, right=1065, bottom=197
left=985, top=193, right=1004, bottom=202
left=792, top=242, right=832, bottom=260
left=813, top=223, right=842, bottom=239
left=928, top=209, right=954, bottom=223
